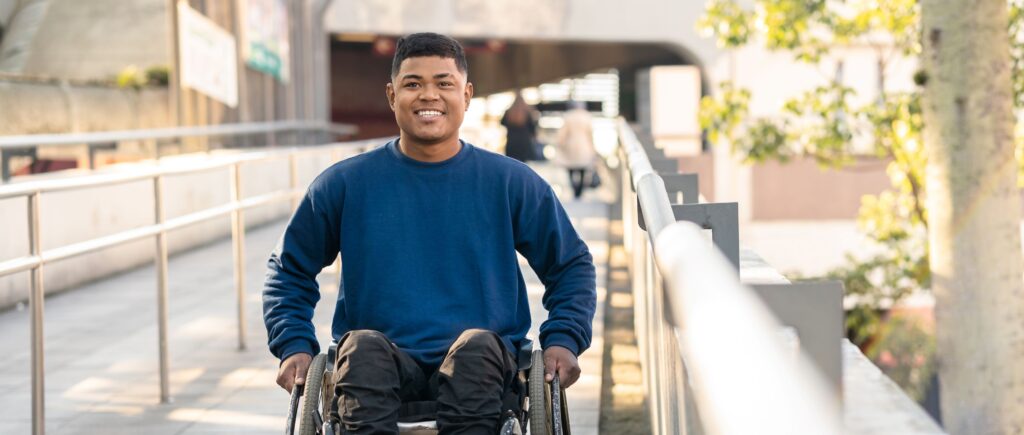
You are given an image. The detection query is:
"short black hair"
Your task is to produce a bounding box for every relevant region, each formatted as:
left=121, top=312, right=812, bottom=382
left=391, top=32, right=468, bottom=79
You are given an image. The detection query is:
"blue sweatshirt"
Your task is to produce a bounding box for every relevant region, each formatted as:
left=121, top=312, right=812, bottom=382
left=262, top=140, right=597, bottom=367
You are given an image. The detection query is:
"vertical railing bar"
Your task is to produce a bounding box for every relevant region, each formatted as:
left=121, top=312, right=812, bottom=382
left=1, top=150, right=9, bottom=183
left=28, top=192, right=45, bottom=435
left=656, top=248, right=664, bottom=435
left=656, top=270, right=675, bottom=435
left=643, top=240, right=660, bottom=434
left=230, top=163, right=247, bottom=350
left=153, top=175, right=171, bottom=403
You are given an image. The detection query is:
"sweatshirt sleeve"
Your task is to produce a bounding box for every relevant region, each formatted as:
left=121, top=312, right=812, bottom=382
left=262, top=176, right=342, bottom=361
left=513, top=174, right=597, bottom=356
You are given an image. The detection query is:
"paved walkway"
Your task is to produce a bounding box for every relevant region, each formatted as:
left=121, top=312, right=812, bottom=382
left=0, top=162, right=609, bottom=434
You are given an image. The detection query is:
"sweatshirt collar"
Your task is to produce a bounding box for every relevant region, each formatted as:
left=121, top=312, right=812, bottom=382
left=387, top=139, right=471, bottom=168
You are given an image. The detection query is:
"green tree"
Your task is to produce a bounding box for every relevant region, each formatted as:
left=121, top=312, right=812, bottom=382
left=698, top=0, right=928, bottom=347
left=699, top=2, right=1024, bottom=427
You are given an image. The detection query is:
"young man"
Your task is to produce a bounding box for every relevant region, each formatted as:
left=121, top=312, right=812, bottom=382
left=263, top=32, right=596, bottom=435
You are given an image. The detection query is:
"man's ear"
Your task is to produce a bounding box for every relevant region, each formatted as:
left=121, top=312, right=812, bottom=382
left=464, top=82, right=474, bottom=111
left=385, top=82, right=396, bottom=111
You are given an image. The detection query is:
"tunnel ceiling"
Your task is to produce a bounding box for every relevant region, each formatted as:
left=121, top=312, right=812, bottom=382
left=461, top=40, right=692, bottom=95
left=329, top=37, right=695, bottom=138
left=331, top=37, right=692, bottom=98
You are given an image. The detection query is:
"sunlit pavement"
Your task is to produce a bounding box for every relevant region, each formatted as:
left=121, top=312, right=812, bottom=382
left=0, top=160, right=609, bottom=434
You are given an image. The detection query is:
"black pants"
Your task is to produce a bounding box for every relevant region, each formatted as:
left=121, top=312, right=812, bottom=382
left=332, top=329, right=517, bottom=435
left=567, top=168, right=587, bottom=198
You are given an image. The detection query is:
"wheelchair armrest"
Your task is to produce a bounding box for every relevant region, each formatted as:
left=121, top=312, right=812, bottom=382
left=517, top=338, right=534, bottom=371
left=327, top=341, right=338, bottom=368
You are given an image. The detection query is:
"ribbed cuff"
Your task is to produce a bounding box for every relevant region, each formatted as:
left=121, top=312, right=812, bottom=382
left=279, top=340, right=316, bottom=366
left=541, top=332, right=580, bottom=356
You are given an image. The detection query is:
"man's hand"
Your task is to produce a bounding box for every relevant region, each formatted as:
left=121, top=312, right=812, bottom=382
left=277, top=353, right=313, bottom=393
left=543, top=346, right=581, bottom=389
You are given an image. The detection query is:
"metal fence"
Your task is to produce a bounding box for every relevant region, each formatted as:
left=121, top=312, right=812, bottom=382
left=0, top=120, right=358, bottom=181
left=616, top=118, right=843, bottom=434
left=0, top=122, right=378, bottom=435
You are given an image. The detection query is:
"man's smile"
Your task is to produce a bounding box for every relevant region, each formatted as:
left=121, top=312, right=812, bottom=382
left=415, top=109, right=445, bottom=119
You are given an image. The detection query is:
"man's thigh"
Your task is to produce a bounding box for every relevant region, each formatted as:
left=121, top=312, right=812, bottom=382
left=333, top=330, right=431, bottom=419
left=434, top=329, right=518, bottom=426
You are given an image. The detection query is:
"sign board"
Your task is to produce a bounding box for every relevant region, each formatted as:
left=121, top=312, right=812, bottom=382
left=178, top=2, right=239, bottom=107
left=240, top=0, right=291, bottom=82
left=641, top=66, right=702, bottom=156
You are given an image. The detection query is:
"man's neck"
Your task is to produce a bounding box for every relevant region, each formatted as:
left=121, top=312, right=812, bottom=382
left=397, top=136, right=462, bottom=163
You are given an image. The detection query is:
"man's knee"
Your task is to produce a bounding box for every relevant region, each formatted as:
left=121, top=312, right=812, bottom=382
left=450, top=329, right=504, bottom=356
left=337, top=330, right=394, bottom=365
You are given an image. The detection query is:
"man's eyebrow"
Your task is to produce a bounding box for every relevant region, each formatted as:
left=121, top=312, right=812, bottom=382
left=400, top=74, right=423, bottom=81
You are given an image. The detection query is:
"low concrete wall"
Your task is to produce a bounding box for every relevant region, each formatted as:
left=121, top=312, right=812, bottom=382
left=0, top=78, right=171, bottom=135
left=0, top=147, right=349, bottom=310
left=739, top=247, right=945, bottom=433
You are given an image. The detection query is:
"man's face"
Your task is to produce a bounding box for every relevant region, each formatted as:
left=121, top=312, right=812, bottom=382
left=386, top=56, right=473, bottom=148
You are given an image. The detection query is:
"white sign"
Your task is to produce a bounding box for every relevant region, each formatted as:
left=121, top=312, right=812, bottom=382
left=240, top=0, right=290, bottom=83
left=650, top=66, right=702, bottom=155
left=178, top=2, right=238, bottom=107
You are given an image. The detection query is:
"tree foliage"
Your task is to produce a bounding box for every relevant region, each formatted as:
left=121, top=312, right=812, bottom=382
left=698, top=0, right=1024, bottom=351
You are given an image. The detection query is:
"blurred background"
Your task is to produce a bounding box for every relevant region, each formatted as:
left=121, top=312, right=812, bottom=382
left=2, top=1, right=989, bottom=434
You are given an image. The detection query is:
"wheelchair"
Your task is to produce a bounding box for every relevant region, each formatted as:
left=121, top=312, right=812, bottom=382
left=285, top=338, right=571, bottom=435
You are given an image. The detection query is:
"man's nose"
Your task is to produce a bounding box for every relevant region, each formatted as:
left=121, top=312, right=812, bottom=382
left=419, top=85, right=440, bottom=100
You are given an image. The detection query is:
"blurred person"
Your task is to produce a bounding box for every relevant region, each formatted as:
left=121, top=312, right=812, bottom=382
left=500, top=91, right=540, bottom=162
left=556, top=100, right=597, bottom=199
left=262, top=32, right=596, bottom=435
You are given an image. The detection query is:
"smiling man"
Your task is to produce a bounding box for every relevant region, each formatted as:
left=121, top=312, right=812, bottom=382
left=263, top=33, right=596, bottom=435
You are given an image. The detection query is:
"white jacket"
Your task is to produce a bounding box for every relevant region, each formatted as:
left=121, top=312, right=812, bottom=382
left=556, top=109, right=596, bottom=169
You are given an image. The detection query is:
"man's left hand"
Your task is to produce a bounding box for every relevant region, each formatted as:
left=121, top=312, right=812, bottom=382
left=543, top=346, right=581, bottom=388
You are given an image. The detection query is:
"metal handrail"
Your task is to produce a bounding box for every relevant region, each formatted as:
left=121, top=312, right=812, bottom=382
left=616, top=117, right=842, bottom=434
left=0, top=120, right=356, bottom=149
left=4, top=136, right=388, bottom=435
left=0, top=137, right=383, bottom=199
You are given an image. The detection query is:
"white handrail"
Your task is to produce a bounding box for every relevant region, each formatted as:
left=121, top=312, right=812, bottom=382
left=655, top=223, right=841, bottom=434
left=617, top=117, right=842, bottom=434
left=0, top=120, right=356, bottom=149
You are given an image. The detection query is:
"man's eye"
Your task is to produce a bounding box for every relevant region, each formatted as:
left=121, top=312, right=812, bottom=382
left=405, top=83, right=420, bottom=88
left=439, top=82, right=454, bottom=88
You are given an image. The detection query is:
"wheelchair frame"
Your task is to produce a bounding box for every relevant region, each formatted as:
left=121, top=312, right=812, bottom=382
left=285, top=340, right=571, bottom=435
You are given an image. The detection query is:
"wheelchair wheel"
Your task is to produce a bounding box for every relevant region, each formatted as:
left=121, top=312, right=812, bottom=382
left=528, top=349, right=548, bottom=435
left=299, top=353, right=329, bottom=435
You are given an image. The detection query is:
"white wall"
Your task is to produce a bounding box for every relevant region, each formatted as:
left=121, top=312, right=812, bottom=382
left=0, top=80, right=171, bottom=136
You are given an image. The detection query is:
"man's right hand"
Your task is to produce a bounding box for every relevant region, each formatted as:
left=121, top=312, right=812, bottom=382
left=277, top=353, right=313, bottom=393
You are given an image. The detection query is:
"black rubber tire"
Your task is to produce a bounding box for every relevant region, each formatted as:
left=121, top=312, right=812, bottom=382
left=528, top=349, right=549, bottom=435
left=299, top=353, right=329, bottom=435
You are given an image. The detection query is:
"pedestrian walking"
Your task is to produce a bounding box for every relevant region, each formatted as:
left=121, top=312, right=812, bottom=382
left=556, top=100, right=597, bottom=199
left=501, top=91, right=540, bottom=162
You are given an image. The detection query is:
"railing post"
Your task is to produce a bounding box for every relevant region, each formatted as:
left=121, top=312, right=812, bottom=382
left=3, top=148, right=37, bottom=182
left=230, top=163, right=247, bottom=350
left=671, top=203, right=741, bottom=271
left=88, top=142, right=117, bottom=170
left=2, top=150, right=9, bottom=183
left=28, top=192, right=45, bottom=435
left=661, top=173, right=699, bottom=205
left=153, top=175, right=171, bottom=403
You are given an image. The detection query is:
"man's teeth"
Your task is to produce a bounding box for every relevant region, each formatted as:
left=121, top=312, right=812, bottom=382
left=417, top=110, right=443, bottom=116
